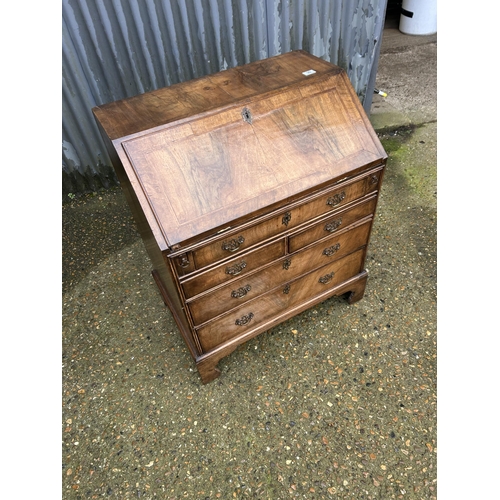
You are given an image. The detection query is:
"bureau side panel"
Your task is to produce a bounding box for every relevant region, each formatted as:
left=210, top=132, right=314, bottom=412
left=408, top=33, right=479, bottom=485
left=93, top=119, right=200, bottom=359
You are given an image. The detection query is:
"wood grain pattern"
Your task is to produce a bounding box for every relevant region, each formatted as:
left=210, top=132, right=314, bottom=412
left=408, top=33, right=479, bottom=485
left=180, top=239, right=286, bottom=299
left=121, top=78, right=382, bottom=247
left=289, top=195, right=377, bottom=252
left=92, top=50, right=341, bottom=140
left=187, top=219, right=372, bottom=325
left=92, top=50, right=387, bottom=384
left=169, top=166, right=378, bottom=270
left=196, top=248, right=365, bottom=351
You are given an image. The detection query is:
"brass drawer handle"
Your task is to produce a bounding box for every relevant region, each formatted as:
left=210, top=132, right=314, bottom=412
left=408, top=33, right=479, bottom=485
left=222, top=235, right=245, bottom=252
left=324, top=218, right=342, bottom=233
left=235, top=312, right=254, bottom=326
left=319, top=271, right=335, bottom=284
left=283, top=284, right=291, bottom=294
left=326, top=191, right=346, bottom=208
left=323, top=243, right=340, bottom=257
left=231, top=284, right=251, bottom=298
left=283, top=258, right=292, bottom=270
left=282, top=211, right=292, bottom=226
left=225, top=261, right=247, bottom=276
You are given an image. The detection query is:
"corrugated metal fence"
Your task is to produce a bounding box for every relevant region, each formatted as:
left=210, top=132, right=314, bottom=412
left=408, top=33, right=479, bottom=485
left=62, top=0, right=387, bottom=198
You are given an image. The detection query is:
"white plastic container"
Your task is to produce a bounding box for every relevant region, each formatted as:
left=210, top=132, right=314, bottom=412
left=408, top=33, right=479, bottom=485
left=399, top=0, right=437, bottom=35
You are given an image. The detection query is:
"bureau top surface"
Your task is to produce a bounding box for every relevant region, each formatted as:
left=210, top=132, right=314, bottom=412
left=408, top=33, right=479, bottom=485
left=93, top=51, right=386, bottom=249
left=94, top=50, right=343, bottom=140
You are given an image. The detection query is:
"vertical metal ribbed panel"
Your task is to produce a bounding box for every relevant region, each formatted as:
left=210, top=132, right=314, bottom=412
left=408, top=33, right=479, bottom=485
left=266, top=0, right=387, bottom=96
left=62, top=0, right=387, bottom=198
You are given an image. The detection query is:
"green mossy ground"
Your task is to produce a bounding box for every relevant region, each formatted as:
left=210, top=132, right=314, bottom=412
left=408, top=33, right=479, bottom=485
left=378, top=124, right=437, bottom=207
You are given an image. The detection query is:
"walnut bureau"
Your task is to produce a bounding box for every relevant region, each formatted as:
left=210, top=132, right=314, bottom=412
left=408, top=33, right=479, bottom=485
left=92, top=50, right=387, bottom=384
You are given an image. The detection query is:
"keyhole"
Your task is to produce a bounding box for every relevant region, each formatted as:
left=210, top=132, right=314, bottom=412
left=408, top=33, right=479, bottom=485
left=242, top=107, right=252, bottom=124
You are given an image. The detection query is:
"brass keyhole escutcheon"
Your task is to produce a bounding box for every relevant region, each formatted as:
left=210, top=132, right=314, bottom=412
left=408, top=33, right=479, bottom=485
left=242, top=107, right=252, bottom=124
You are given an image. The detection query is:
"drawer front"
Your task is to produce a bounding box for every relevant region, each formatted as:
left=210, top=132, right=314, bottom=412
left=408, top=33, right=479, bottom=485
left=192, top=210, right=293, bottom=269
left=196, top=248, right=365, bottom=352
left=365, top=168, right=383, bottom=194
left=295, top=173, right=374, bottom=225
left=188, top=220, right=372, bottom=325
left=190, top=168, right=381, bottom=270
left=181, top=239, right=285, bottom=299
left=289, top=195, right=377, bottom=252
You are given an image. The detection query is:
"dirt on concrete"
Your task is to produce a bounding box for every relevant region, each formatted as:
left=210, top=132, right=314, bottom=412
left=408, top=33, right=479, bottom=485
left=62, top=28, right=437, bottom=500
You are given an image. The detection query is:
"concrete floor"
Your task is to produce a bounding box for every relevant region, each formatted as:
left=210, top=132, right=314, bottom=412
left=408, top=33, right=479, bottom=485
left=62, top=26, right=437, bottom=499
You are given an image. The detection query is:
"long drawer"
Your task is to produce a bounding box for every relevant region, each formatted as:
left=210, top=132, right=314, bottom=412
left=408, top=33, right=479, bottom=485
left=187, top=219, right=372, bottom=325
left=188, top=167, right=382, bottom=270
left=196, top=247, right=365, bottom=352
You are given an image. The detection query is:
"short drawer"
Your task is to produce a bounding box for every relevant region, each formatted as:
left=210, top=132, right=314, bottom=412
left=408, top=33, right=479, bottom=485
left=192, top=210, right=292, bottom=269
left=181, top=239, right=285, bottom=299
left=289, top=195, right=377, bottom=252
left=196, top=248, right=365, bottom=352
left=293, top=169, right=379, bottom=226
left=189, top=167, right=382, bottom=270
left=187, top=219, right=372, bottom=325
